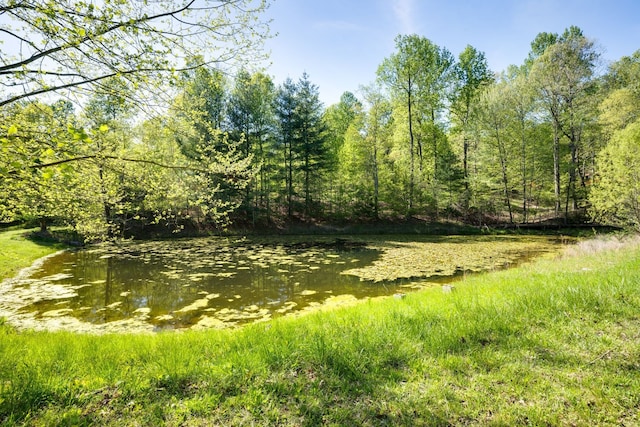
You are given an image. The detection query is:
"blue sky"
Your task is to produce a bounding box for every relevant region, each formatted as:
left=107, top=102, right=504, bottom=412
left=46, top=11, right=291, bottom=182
left=264, top=0, right=640, bottom=105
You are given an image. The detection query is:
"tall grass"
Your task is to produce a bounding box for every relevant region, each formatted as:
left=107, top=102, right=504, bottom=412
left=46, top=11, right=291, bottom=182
left=1, top=234, right=639, bottom=425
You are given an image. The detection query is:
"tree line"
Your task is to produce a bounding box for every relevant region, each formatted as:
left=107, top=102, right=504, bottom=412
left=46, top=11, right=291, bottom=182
left=1, top=4, right=639, bottom=238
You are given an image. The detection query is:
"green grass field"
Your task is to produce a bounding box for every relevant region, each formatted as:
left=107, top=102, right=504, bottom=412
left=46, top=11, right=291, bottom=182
left=1, top=231, right=639, bottom=426
left=0, top=228, right=66, bottom=281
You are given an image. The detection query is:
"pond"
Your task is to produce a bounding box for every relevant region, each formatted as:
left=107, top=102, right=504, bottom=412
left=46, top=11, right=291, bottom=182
left=0, top=235, right=568, bottom=333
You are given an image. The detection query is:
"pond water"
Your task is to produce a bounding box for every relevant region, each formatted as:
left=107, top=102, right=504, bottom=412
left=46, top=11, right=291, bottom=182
left=0, top=235, right=567, bottom=333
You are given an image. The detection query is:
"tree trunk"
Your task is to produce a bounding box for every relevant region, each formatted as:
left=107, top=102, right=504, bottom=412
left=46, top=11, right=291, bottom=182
left=372, top=144, right=379, bottom=220
left=500, top=152, right=513, bottom=223
left=406, top=83, right=415, bottom=216
left=432, top=109, right=439, bottom=219
left=553, top=122, right=561, bottom=216
left=494, top=124, right=513, bottom=223
left=520, top=118, right=528, bottom=223
left=304, top=151, right=310, bottom=216
left=98, top=164, right=113, bottom=237
left=463, top=136, right=469, bottom=192
left=287, top=139, right=293, bottom=218
left=564, top=140, right=579, bottom=220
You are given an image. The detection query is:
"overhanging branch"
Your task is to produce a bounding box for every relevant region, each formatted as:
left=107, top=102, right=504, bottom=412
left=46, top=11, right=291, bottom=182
left=0, top=0, right=197, bottom=74
left=26, top=155, right=200, bottom=172
left=0, top=60, right=215, bottom=107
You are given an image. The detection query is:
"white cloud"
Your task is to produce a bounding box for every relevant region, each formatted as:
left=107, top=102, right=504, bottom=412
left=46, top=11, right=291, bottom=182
left=392, top=0, right=417, bottom=34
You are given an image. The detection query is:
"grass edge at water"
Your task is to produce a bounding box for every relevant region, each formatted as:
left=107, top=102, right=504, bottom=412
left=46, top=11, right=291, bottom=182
left=0, top=233, right=639, bottom=425
left=0, top=228, right=67, bottom=281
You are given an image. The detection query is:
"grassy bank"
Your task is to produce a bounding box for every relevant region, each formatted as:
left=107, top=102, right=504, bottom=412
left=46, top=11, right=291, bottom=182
left=1, top=235, right=639, bottom=425
left=0, top=228, right=67, bottom=281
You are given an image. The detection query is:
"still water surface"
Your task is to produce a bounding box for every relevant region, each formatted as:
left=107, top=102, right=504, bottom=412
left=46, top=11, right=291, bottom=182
left=0, top=236, right=563, bottom=332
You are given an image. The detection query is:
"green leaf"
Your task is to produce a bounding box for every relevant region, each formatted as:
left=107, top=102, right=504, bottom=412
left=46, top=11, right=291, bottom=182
left=99, top=124, right=110, bottom=133
left=7, top=125, right=18, bottom=136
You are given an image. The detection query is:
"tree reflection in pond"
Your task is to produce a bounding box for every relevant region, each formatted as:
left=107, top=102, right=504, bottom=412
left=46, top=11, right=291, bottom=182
left=0, top=235, right=566, bottom=332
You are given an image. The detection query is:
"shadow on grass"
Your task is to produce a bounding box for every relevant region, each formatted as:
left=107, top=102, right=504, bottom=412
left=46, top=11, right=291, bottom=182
left=25, top=229, right=80, bottom=248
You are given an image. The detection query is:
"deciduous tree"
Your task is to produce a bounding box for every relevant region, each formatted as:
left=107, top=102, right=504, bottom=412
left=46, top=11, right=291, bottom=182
left=590, top=120, right=640, bottom=229
left=450, top=45, right=493, bottom=197
left=378, top=35, right=454, bottom=216
left=530, top=26, right=600, bottom=218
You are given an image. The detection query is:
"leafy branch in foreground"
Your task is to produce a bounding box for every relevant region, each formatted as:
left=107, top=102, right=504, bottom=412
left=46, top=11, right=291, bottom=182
left=0, top=0, right=272, bottom=107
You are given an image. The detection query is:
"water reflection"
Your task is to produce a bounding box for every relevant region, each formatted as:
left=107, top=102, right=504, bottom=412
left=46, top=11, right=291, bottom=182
left=2, top=235, right=564, bottom=332
left=18, top=238, right=399, bottom=330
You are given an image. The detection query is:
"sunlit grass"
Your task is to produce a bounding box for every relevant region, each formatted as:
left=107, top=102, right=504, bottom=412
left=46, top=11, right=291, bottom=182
left=0, top=228, right=66, bottom=281
left=0, top=233, right=639, bottom=425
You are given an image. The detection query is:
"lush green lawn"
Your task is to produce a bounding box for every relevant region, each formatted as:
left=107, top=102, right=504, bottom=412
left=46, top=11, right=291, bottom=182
left=0, top=228, right=66, bottom=281
left=0, top=232, right=639, bottom=426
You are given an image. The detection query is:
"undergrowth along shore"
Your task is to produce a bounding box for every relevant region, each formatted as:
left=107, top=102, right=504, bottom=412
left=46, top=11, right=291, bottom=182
left=0, top=231, right=639, bottom=425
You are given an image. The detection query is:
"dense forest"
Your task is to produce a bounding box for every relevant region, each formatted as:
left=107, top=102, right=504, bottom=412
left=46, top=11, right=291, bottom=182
left=1, top=2, right=639, bottom=239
